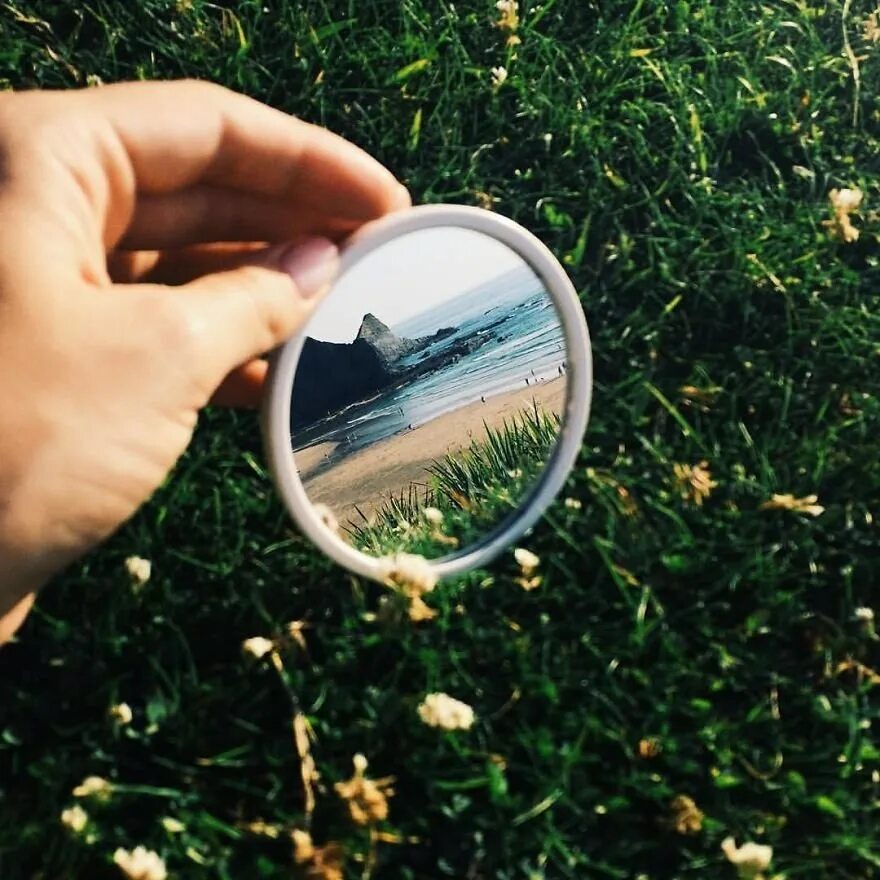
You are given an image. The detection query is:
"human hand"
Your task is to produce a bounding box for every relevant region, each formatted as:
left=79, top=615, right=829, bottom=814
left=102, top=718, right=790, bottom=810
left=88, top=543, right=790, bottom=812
left=0, top=80, right=410, bottom=641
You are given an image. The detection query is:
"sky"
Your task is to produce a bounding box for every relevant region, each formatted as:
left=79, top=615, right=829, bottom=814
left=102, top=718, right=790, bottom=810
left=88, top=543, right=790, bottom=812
left=305, top=227, right=527, bottom=343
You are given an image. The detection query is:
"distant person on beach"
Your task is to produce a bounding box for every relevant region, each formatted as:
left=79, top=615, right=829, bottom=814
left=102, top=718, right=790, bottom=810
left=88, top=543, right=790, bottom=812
left=0, top=81, right=409, bottom=644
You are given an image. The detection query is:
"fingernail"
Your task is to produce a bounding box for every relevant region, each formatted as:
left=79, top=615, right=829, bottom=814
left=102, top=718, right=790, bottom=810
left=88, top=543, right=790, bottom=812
left=279, top=237, right=339, bottom=299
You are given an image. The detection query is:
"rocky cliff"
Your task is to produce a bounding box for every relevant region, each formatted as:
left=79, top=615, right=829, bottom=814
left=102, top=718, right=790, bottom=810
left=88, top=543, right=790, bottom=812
left=290, top=314, right=477, bottom=430
left=354, top=313, right=420, bottom=368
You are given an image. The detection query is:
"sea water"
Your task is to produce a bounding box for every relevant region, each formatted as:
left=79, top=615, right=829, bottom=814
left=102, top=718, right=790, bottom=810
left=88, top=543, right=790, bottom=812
left=292, top=264, right=566, bottom=456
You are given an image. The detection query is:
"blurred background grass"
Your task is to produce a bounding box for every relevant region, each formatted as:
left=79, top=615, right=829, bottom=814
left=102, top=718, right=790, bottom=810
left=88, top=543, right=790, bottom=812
left=1, top=1, right=879, bottom=877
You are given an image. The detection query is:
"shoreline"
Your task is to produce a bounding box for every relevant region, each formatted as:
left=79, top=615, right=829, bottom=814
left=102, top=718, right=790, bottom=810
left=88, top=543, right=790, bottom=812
left=295, top=376, right=566, bottom=526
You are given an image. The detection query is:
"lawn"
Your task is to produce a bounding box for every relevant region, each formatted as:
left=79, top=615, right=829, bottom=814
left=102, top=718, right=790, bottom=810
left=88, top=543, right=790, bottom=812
left=1, top=1, right=879, bottom=878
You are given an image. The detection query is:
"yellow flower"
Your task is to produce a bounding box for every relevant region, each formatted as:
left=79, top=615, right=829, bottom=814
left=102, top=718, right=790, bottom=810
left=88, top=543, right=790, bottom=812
left=60, top=805, right=88, bottom=833
left=673, top=461, right=717, bottom=506
left=823, top=187, right=863, bottom=243
left=334, top=754, right=395, bottom=826
left=109, top=702, right=133, bottom=726
left=408, top=595, right=438, bottom=622
left=866, top=11, right=880, bottom=43
left=124, top=556, right=151, bottom=590
left=637, top=737, right=662, bottom=759
left=73, top=775, right=112, bottom=800
left=666, top=794, right=704, bottom=835
left=721, top=837, right=773, bottom=879
left=112, top=846, right=167, bottom=880
left=516, top=574, right=543, bottom=591
left=241, top=636, right=275, bottom=659
left=241, top=819, right=281, bottom=838
left=417, top=693, right=476, bottom=731
left=292, top=830, right=345, bottom=880
left=495, top=0, right=520, bottom=41
left=759, top=493, right=824, bottom=517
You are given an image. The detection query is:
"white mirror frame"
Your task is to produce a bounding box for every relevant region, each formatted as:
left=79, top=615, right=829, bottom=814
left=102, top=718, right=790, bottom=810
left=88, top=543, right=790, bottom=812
left=261, top=204, right=592, bottom=582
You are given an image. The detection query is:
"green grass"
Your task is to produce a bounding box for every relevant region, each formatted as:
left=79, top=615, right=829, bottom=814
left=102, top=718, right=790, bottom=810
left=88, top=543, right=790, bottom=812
left=349, top=405, right=560, bottom=558
left=1, top=1, right=879, bottom=878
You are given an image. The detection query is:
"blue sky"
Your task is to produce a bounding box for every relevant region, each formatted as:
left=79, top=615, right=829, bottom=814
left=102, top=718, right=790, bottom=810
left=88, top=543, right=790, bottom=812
left=306, top=226, right=526, bottom=343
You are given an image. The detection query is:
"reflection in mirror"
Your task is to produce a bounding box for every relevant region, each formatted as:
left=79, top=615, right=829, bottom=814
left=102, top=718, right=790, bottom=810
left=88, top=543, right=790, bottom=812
left=291, top=226, right=568, bottom=559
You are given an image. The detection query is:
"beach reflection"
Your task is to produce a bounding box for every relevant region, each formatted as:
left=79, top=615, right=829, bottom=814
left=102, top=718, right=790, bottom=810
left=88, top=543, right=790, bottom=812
left=291, top=227, right=567, bottom=558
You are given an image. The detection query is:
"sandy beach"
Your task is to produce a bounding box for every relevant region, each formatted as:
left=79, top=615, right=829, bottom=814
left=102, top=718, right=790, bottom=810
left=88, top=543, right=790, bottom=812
left=296, top=377, right=566, bottom=526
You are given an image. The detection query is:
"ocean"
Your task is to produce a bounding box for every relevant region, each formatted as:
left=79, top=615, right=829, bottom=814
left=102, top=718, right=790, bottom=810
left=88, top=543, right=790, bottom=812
left=291, top=264, right=567, bottom=456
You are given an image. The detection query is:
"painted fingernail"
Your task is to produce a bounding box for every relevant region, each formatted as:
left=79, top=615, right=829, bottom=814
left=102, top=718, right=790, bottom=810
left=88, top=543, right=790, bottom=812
left=279, top=237, right=339, bottom=298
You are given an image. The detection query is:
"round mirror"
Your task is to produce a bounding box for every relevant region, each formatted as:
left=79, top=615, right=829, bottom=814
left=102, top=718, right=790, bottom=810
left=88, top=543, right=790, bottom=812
left=262, top=205, right=591, bottom=582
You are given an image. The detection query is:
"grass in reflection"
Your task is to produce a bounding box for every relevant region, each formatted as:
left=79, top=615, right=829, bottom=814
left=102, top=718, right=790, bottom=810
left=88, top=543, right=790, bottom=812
left=348, top=405, right=560, bottom=557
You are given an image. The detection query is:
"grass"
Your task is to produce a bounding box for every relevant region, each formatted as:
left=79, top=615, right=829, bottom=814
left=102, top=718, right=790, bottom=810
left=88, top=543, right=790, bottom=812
left=349, top=405, right=561, bottom=558
left=1, top=0, right=879, bottom=878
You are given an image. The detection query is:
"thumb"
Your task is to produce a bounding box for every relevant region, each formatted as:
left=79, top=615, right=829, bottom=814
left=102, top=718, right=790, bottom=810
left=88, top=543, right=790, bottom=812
left=169, top=237, right=339, bottom=393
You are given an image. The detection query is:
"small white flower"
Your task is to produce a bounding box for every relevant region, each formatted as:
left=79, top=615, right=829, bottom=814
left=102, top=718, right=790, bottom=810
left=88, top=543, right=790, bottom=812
left=72, top=775, right=112, bottom=799
left=514, top=547, right=540, bottom=575
left=377, top=552, right=437, bottom=595
left=496, top=0, right=517, bottom=11
left=829, top=187, right=863, bottom=213
left=855, top=606, right=874, bottom=622
left=160, top=817, right=185, bottom=834
left=721, top=837, right=773, bottom=879
left=61, top=805, right=88, bottom=833
left=125, top=556, right=152, bottom=589
left=113, top=845, right=168, bottom=880
left=241, top=636, right=275, bottom=660
left=423, top=507, right=444, bottom=526
left=109, top=702, right=133, bottom=726
left=491, top=66, right=508, bottom=88
left=417, top=692, right=476, bottom=730
left=564, top=497, right=583, bottom=510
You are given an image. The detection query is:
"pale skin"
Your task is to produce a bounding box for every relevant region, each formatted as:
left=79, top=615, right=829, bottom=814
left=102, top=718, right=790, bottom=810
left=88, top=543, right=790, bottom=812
left=0, top=80, right=410, bottom=643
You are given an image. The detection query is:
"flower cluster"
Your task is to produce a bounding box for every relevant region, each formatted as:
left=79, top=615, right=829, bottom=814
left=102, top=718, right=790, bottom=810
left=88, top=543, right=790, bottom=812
left=109, top=702, right=133, bottom=726
left=514, top=547, right=542, bottom=590
left=61, top=805, right=88, bottom=833
left=113, top=846, right=167, bottom=880
left=759, top=493, right=824, bottom=517
left=124, top=556, right=152, bottom=590
left=423, top=507, right=458, bottom=546
left=292, top=830, right=345, bottom=880
left=823, top=187, right=863, bottom=243
left=334, top=754, right=395, bottom=826
left=721, top=837, right=773, bottom=879
left=241, top=636, right=275, bottom=659
left=667, top=794, right=704, bottom=835
left=377, top=552, right=439, bottom=622
left=73, top=775, right=112, bottom=801
left=417, top=692, right=476, bottom=730
left=673, top=461, right=717, bottom=506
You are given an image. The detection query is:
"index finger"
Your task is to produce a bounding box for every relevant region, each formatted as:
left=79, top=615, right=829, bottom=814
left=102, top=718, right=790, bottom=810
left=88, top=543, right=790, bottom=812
left=77, top=79, right=410, bottom=219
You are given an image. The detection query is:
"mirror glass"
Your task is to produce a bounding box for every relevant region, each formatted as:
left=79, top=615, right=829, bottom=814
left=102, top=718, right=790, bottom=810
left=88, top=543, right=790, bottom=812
left=290, top=226, right=567, bottom=559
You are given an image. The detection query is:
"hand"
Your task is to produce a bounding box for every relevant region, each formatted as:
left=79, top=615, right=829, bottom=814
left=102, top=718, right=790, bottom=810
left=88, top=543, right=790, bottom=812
left=0, top=80, right=410, bottom=642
